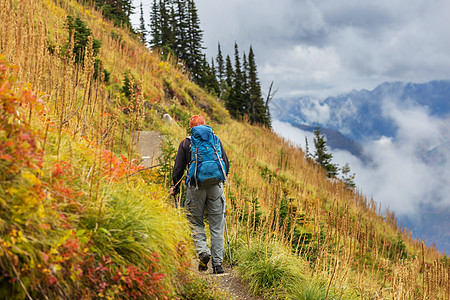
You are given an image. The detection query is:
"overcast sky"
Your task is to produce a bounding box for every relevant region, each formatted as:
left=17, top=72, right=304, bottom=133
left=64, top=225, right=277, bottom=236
left=132, top=0, right=450, bottom=99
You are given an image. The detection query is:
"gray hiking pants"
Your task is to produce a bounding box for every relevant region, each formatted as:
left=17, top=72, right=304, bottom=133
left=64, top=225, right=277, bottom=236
left=185, top=183, right=225, bottom=267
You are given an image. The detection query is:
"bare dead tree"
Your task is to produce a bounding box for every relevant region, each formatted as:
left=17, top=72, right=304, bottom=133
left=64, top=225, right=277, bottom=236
left=265, top=81, right=278, bottom=108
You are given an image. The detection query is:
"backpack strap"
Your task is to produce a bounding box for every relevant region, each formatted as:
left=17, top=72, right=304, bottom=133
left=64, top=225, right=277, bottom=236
left=213, top=143, right=229, bottom=186
left=183, top=136, right=191, bottom=148
left=183, top=136, right=193, bottom=186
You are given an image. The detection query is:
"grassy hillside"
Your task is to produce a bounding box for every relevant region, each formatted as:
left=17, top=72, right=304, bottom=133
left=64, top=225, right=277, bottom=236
left=0, top=0, right=449, bottom=299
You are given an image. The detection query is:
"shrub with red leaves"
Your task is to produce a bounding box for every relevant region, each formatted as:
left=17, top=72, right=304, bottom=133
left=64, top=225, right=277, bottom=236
left=99, top=149, right=144, bottom=180
left=0, top=54, right=43, bottom=180
left=76, top=253, right=169, bottom=299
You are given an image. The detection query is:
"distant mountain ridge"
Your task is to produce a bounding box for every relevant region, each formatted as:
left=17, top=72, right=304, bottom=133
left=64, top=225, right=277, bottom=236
left=288, top=122, right=365, bottom=159
left=273, top=80, right=450, bottom=155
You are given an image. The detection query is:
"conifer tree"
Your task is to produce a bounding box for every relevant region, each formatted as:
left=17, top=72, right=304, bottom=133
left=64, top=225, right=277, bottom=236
left=121, top=70, right=137, bottom=101
left=247, top=46, right=269, bottom=126
left=242, top=52, right=250, bottom=114
left=225, top=55, right=233, bottom=89
left=210, top=57, right=219, bottom=92
left=216, top=43, right=225, bottom=93
left=95, top=0, right=134, bottom=28
left=169, top=6, right=179, bottom=52
left=199, top=56, right=219, bottom=94
left=213, top=43, right=271, bottom=126
left=149, top=0, right=175, bottom=59
left=138, top=1, right=147, bottom=45
left=159, top=0, right=173, bottom=50
left=223, top=54, right=234, bottom=101
left=173, top=0, right=188, bottom=60
left=185, top=0, right=204, bottom=81
left=65, top=16, right=101, bottom=63
left=148, top=0, right=208, bottom=85
left=305, top=137, right=311, bottom=159
left=313, top=127, right=338, bottom=177
left=228, top=43, right=243, bottom=118
left=340, top=163, right=356, bottom=189
left=149, top=0, right=161, bottom=47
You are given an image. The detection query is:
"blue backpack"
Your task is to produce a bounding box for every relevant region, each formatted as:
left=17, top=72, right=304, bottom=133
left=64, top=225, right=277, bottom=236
left=186, top=125, right=227, bottom=188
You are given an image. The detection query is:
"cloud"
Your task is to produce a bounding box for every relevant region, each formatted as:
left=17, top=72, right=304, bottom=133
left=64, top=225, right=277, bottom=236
left=299, top=98, right=331, bottom=125
left=192, top=0, right=450, bottom=98
left=274, top=97, right=450, bottom=216
left=381, top=98, right=445, bottom=145
left=272, top=119, right=315, bottom=149
left=131, top=0, right=450, bottom=98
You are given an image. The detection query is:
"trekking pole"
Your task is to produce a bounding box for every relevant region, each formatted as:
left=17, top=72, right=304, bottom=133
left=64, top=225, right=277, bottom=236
left=170, top=177, right=185, bottom=210
left=224, top=212, right=233, bottom=267
left=173, top=195, right=178, bottom=209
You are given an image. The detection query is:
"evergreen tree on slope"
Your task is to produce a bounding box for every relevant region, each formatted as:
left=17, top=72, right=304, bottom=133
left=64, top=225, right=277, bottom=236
left=138, top=1, right=147, bottom=45
left=216, top=43, right=225, bottom=95
left=95, top=0, right=134, bottom=28
left=227, top=43, right=243, bottom=118
left=185, top=0, right=204, bottom=82
left=150, top=0, right=162, bottom=47
left=313, top=127, right=338, bottom=177
left=224, top=54, right=234, bottom=100
left=248, top=45, right=269, bottom=127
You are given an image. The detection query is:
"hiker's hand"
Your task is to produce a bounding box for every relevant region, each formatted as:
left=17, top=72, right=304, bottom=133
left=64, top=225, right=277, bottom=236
left=169, top=187, right=175, bottom=196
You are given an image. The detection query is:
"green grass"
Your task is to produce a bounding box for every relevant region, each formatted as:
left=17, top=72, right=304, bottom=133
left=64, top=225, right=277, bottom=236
left=81, top=179, right=190, bottom=269
left=235, top=238, right=308, bottom=299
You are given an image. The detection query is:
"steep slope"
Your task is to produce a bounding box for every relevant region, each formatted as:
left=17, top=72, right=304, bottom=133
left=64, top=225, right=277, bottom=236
left=0, top=0, right=449, bottom=299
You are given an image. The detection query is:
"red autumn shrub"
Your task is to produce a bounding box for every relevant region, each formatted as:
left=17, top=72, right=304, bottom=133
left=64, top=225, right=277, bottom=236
left=0, top=54, right=43, bottom=180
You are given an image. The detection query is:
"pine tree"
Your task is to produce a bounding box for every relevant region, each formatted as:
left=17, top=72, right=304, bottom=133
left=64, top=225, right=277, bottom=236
left=138, top=1, right=147, bottom=45
left=159, top=0, right=173, bottom=50
left=223, top=54, right=234, bottom=101
left=121, top=70, right=137, bottom=100
left=173, top=0, right=188, bottom=60
left=199, top=56, right=219, bottom=94
left=148, top=0, right=207, bottom=83
left=225, top=55, right=233, bottom=89
left=209, top=57, right=219, bottom=93
left=242, top=52, right=250, bottom=115
left=216, top=43, right=225, bottom=93
left=65, top=16, right=101, bottom=63
left=305, top=136, right=311, bottom=159
left=185, top=0, right=204, bottom=81
left=95, top=0, right=134, bottom=28
left=313, top=127, right=338, bottom=177
left=247, top=46, right=269, bottom=126
left=340, top=163, right=356, bottom=189
left=168, top=6, right=179, bottom=52
left=149, top=0, right=176, bottom=60
left=228, top=42, right=243, bottom=118
left=149, top=0, right=161, bottom=47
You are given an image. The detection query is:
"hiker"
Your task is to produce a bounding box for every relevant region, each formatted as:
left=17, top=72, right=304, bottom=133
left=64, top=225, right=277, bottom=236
left=169, top=115, right=229, bottom=274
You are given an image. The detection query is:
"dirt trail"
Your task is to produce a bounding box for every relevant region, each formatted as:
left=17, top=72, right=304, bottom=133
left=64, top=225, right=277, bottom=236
left=200, top=266, right=264, bottom=300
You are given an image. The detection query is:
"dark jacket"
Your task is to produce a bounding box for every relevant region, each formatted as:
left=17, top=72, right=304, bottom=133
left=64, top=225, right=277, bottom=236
left=172, top=136, right=229, bottom=194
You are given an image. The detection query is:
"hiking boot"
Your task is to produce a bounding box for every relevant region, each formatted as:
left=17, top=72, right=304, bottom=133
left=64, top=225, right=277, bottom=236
left=198, top=252, right=210, bottom=271
left=212, top=264, right=224, bottom=274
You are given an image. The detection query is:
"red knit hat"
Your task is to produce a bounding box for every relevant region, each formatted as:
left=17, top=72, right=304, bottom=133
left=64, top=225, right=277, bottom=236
left=189, top=114, right=205, bottom=129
